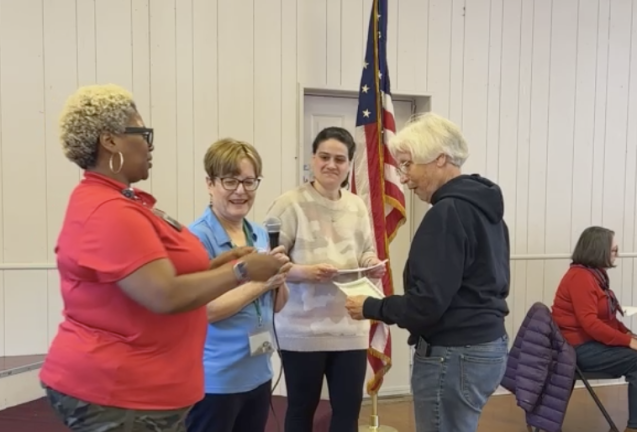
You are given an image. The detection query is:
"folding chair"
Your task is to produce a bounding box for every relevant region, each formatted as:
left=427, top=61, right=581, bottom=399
left=572, top=366, right=620, bottom=432
left=528, top=366, right=620, bottom=432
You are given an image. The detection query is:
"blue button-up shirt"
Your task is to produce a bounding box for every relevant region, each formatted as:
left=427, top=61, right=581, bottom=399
left=189, top=206, right=273, bottom=394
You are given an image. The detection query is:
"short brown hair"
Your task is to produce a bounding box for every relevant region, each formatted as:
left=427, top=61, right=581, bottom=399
left=571, top=226, right=616, bottom=269
left=203, top=138, right=263, bottom=179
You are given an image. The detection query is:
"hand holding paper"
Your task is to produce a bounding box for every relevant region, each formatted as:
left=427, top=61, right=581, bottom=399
left=341, top=278, right=384, bottom=320
left=345, top=295, right=367, bottom=320
left=309, top=263, right=339, bottom=282
left=364, top=258, right=387, bottom=279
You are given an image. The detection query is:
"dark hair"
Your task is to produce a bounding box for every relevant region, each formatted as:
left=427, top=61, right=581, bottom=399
left=571, top=226, right=616, bottom=269
left=311, top=127, right=356, bottom=188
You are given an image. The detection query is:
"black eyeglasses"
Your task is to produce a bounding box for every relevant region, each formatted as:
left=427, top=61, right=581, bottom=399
left=124, top=127, right=154, bottom=146
left=216, top=177, right=261, bottom=191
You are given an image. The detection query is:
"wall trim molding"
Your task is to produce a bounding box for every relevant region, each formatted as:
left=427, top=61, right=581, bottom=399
left=0, top=263, right=56, bottom=270
left=3, top=253, right=637, bottom=270
left=511, top=252, right=637, bottom=261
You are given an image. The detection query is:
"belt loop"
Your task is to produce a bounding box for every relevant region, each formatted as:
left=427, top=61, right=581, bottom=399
left=122, top=410, right=136, bottom=432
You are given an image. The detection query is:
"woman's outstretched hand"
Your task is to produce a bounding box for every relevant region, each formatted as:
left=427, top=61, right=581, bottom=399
left=209, top=246, right=255, bottom=269
left=242, top=253, right=292, bottom=282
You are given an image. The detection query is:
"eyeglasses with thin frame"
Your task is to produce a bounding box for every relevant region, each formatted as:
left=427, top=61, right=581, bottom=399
left=398, top=161, right=413, bottom=175
left=216, top=177, right=262, bottom=191
left=124, top=127, right=154, bottom=147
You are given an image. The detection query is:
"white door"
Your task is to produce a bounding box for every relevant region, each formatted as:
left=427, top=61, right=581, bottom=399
left=296, top=94, right=419, bottom=398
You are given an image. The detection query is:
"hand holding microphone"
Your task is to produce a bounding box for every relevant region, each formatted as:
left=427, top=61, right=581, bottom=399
left=269, top=245, right=290, bottom=265
left=264, top=217, right=291, bottom=264
left=209, top=246, right=256, bottom=269
left=264, top=273, right=287, bottom=292
left=264, top=217, right=282, bottom=250
left=239, top=254, right=291, bottom=282
left=263, top=217, right=291, bottom=291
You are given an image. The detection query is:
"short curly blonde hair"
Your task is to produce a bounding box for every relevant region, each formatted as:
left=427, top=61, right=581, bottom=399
left=204, top=138, right=263, bottom=179
left=59, top=84, right=138, bottom=169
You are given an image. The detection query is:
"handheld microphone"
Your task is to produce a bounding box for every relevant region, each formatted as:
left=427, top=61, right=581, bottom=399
left=263, top=217, right=282, bottom=250
left=264, top=216, right=285, bottom=398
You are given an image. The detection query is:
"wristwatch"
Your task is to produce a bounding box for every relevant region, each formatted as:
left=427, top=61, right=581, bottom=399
left=232, top=260, right=250, bottom=284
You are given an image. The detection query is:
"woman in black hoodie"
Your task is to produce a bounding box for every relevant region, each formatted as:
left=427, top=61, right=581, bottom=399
left=346, top=112, right=510, bottom=432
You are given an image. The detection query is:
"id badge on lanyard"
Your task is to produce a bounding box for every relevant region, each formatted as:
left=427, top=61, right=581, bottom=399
left=231, top=222, right=274, bottom=356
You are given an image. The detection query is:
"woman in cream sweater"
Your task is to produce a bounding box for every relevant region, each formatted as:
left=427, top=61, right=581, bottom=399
left=265, top=126, right=384, bottom=432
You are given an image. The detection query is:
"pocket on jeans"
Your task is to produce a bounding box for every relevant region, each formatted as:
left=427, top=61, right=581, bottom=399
left=459, top=352, right=507, bottom=411
left=411, top=354, right=445, bottom=402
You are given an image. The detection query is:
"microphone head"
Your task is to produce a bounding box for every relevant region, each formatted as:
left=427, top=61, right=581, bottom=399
left=264, top=217, right=282, bottom=233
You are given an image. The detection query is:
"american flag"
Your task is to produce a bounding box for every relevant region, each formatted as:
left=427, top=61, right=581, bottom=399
left=350, top=0, right=406, bottom=395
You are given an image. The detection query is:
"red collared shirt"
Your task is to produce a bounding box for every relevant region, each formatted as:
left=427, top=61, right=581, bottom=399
left=40, top=172, right=209, bottom=410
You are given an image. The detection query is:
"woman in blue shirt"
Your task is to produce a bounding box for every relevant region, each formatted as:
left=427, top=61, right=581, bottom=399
left=186, top=138, right=290, bottom=432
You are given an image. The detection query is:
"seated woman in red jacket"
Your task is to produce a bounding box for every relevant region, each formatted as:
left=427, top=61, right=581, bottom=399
left=552, top=226, right=637, bottom=432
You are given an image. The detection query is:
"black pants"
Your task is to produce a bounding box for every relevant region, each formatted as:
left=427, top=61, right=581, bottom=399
left=185, top=380, right=272, bottom=432
left=576, top=341, right=637, bottom=428
left=281, top=349, right=367, bottom=432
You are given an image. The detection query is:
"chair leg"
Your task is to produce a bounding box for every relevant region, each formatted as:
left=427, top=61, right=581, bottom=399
left=576, top=367, right=620, bottom=432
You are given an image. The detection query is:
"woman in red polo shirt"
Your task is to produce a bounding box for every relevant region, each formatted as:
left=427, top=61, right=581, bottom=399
left=551, top=226, right=637, bottom=431
left=39, top=84, right=290, bottom=432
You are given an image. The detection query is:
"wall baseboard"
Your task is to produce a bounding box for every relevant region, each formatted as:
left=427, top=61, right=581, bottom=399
left=0, top=369, right=45, bottom=411
left=367, top=379, right=628, bottom=402
left=493, top=378, right=626, bottom=397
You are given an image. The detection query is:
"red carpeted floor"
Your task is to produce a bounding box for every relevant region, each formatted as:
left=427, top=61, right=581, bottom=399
left=0, top=396, right=331, bottom=431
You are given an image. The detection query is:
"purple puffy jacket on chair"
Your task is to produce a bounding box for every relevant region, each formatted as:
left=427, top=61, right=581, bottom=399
left=500, top=302, right=577, bottom=432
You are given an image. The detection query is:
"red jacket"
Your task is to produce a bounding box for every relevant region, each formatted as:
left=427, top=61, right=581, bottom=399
left=551, top=266, right=631, bottom=347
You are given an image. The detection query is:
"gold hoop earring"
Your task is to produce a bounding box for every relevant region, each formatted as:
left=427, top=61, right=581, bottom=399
left=109, top=152, right=124, bottom=174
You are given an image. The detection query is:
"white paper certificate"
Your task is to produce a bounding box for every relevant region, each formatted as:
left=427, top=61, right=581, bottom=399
left=334, top=277, right=385, bottom=299
left=335, top=259, right=389, bottom=275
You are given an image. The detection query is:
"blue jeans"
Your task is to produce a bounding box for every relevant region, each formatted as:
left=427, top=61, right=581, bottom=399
left=411, top=335, right=508, bottom=432
left=575, top=341, right=637, bottom=428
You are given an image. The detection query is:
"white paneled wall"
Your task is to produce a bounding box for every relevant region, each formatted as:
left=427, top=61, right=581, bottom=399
left=0, top=0, right=636, bottom=395
left=0, top=0, right=299, bottom=356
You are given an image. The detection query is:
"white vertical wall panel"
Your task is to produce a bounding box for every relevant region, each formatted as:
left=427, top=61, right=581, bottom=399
left=149, top=0, right=178, bottom=218
left=0, top=0, right=636, bottom=398
left=43, top=0, right=82, bottom=264
left=191, top=0, right=218, bottom=211
left=0, top=1, right=47, bottom=265
left=253, top=0, right=283, bottom=223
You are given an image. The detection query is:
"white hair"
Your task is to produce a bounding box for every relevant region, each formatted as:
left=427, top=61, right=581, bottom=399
left=388, top=112, right=469, bottom=167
